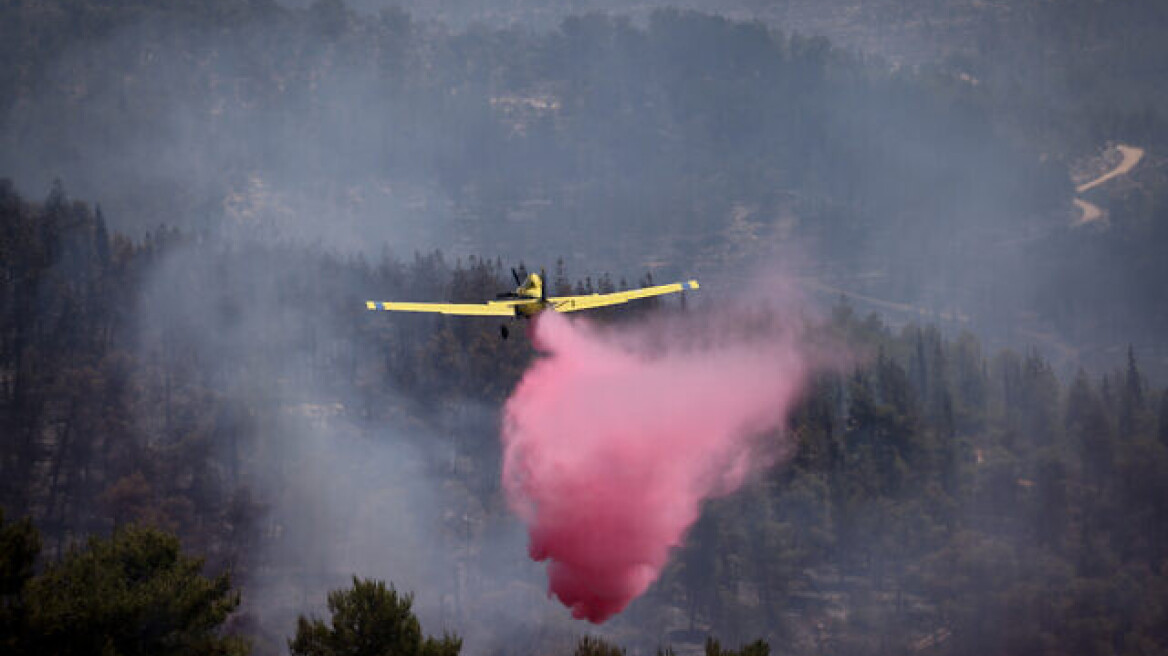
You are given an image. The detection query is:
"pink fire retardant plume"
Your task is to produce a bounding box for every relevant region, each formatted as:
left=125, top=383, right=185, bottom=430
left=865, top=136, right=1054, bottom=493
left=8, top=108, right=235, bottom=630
left=502, top=310, right=814, bottom=623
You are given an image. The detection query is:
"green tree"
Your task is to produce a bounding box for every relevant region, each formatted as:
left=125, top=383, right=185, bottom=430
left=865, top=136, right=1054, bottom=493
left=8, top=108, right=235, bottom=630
left=1065, top=371, right=1114, bottom=490
left=574, top=636, right=625, bottom=656
left=23, top=524, right=247, bottom=656
left=289, top=577, right=460, bottom=656
left=0, top=509, right=41, bottom=654
left=1119, top=346, right=1147, bottom=438
left=705, top=637, right=769, bottom=656
left=1158, top=389, right=1168, bottom=446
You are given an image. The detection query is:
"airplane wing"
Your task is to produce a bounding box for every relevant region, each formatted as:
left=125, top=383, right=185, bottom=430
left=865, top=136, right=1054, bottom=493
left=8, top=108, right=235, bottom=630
left=549, top=280, right=699, bottom=313
left=366, top=300, right=520, bottom=316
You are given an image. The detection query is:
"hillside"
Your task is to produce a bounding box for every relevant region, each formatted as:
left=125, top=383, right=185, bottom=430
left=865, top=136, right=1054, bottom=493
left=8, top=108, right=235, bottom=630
left=2, top=1, right=1168, bottom=654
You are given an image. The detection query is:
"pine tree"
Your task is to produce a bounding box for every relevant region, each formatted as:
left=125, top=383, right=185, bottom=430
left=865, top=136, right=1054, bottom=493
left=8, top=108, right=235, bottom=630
left=1066, top=370, right=1114, bottom=490
left=0, top=509, right=40, bottom=654
left=1158, top=390, right=1168, bottom=447
left=574, top=636, right=626, bottom=656
left=290, top=578, right=460, bottom=656
left=1119, top=346, right=1146, bottom=438
left=554, top=258, right=572, bottom=295
left=21, top=524, right=247, bottom=656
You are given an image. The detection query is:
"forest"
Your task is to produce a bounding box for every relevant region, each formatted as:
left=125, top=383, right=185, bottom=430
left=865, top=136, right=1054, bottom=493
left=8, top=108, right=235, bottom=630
left=3, top=0, right=1168, bottom=654
left=2, top=0, right=1166, bottom=368
left=3, top=181, right=1168, bottom=654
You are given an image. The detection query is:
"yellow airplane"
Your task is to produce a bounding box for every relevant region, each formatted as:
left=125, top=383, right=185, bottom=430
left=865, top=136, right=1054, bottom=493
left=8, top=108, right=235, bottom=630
left=366, top=268, right=700, bottom=338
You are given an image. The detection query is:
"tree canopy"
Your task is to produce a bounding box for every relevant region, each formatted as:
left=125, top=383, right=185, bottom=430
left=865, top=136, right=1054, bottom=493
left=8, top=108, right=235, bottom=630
left=0, top=516, right=247, bottom=656
left=289, top=577, right=461, bottom=656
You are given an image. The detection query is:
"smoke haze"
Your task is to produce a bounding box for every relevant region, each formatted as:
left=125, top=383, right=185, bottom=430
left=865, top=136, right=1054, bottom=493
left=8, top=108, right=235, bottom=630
left=4, top=1, right=1168, bottom=654
left=7, top=0, right=1162, bottom=375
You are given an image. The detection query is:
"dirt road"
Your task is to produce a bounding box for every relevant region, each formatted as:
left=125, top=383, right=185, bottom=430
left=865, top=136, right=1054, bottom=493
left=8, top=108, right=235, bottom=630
left=1073, top=144, right=1144, bottom=225
left=1073, top=198, right=1103, bottom=225
left=1076, top=144, right=1144, bottom=194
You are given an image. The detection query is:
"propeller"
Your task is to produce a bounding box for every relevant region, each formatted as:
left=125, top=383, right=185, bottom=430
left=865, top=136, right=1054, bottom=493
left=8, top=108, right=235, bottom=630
left=497, top=265, right=529, bottom=298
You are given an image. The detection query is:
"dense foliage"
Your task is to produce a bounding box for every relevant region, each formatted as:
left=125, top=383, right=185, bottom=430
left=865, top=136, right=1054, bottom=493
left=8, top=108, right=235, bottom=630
left=3, top=182, right=1168, bottom=654
left=3, top=1, right=1168, bottom=654
left=289, top=578, right=461, bottom=656
left=0, top=0, right=1074, bottom=330
left=2, top=0, right=1165, bottom=363
left=0, top=511, right=247, bottom=656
